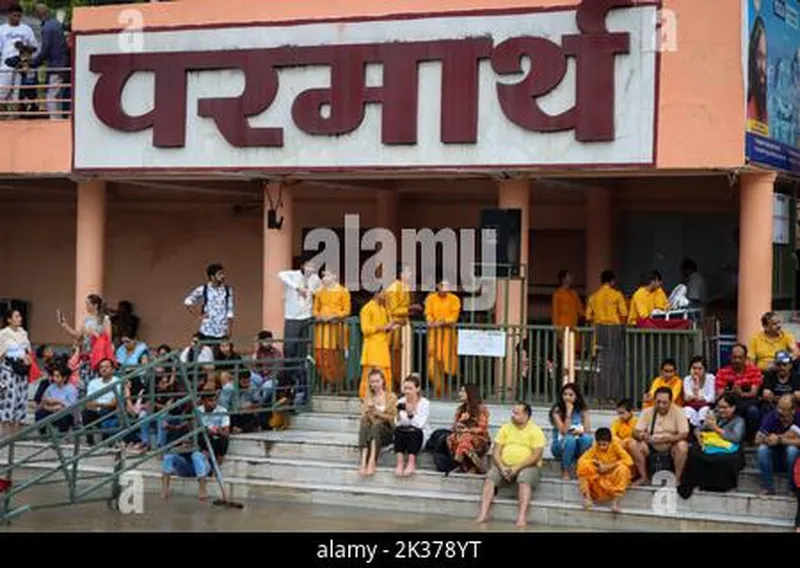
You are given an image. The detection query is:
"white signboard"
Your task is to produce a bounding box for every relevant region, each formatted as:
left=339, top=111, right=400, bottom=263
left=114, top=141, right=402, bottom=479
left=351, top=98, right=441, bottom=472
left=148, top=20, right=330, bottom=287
left=457, top=329, right=507, bottom=358
left=72, top=0, right=657, bottom=173
left=773, top=193, right=791, bottom=245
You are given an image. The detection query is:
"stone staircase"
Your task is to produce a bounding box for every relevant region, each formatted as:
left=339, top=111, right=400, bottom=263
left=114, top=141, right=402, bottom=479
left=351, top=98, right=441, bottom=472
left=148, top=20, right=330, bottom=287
left=3, top=395, right=796, bottom=531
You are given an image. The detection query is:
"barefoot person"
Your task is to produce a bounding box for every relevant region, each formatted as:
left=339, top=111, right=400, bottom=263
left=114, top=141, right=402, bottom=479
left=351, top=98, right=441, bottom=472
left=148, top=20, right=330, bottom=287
left=629, top=386, right=690, bottom=486
left=476, top=402, right=545, bottom=527
left=358, top=368, right=397, bottom=476
left=393, top=374, right=430, bottom=477
left=576, top=427, right=633, bottom=512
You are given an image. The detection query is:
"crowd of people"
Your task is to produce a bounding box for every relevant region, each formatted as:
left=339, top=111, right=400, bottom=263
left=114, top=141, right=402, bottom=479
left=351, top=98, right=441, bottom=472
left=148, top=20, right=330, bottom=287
left=1, top=258, right=799, bottom=529
left=0, top=4, right=70, bottom=119
left=356, top=352, right=800, bottom=530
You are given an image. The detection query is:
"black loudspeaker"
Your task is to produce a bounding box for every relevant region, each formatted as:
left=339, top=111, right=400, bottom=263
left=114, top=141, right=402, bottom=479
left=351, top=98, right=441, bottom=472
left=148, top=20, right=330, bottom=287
left=480, top=209, right=522, bottom=278
left=0, top=299, right=30, bottom=331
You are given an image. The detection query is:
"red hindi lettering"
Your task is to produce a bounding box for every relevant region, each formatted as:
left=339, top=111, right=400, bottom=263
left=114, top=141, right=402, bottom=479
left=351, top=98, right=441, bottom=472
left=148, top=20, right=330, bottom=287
left=491, top=0, right=633, bottom=142
left=90, top=50, right=284, bottom=148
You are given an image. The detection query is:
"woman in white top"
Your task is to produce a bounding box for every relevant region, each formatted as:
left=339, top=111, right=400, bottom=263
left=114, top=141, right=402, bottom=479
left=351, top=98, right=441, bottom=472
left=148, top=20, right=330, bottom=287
left=683, top=356, right=716, bottom=427
left=0, top=308, right=33, bottom=430
left=394, top=373, right=430, bottom=477
left=358, top=368, right=398, bottom=477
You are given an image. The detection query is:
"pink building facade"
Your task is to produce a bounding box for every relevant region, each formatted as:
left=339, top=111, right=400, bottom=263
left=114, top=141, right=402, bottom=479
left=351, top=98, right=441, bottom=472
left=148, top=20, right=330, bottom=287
left=0, top=0, right=786, bottom=349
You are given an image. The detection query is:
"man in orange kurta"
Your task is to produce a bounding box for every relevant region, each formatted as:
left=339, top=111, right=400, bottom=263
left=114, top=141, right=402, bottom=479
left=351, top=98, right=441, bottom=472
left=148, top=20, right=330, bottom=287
left=312, top=271, right=351, bottom=386
left=359, top=291, right=397, bottom=399
left=576, top=427, right=633, bottom=512
left=424, top=281, right=461, bottom=398
left=552, top=269, right=585, bottom=357
left=385, top=265, right=422, bottom=389
left=551, top=270, right=584, bottom=328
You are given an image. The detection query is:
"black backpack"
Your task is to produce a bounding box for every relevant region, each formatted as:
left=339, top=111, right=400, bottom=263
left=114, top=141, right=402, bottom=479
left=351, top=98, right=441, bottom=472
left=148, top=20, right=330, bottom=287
left=425, top=428, right=459, bottom=475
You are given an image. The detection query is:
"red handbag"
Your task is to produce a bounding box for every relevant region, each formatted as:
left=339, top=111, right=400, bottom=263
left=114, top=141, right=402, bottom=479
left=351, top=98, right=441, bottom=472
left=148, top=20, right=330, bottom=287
left=27, top=356, right=42, bottom=384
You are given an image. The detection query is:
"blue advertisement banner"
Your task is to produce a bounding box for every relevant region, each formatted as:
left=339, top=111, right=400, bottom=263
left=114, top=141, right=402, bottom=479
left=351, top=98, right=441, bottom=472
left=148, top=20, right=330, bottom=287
left=745, top=0, right=800, bottom=173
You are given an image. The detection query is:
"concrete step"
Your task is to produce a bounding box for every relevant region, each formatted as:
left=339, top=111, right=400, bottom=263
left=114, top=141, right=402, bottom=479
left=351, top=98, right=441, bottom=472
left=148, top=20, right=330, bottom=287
left=310, top=396, right=619, bottom=426
left=223, top=456, right=796, bottom=521
left=8, top=462, right=793, bottom=532
left=1, top=438, right=788, bottom=497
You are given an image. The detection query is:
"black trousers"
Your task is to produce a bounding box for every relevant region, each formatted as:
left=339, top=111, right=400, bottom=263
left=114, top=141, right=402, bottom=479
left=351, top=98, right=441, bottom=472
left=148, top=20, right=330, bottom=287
left=199, top=433, right=230, bottom=458
left=231, top=411, right=267, bottom=433
left=394, top=427, right=424, bottom=455
left=35, top=409, right=74, bottom=435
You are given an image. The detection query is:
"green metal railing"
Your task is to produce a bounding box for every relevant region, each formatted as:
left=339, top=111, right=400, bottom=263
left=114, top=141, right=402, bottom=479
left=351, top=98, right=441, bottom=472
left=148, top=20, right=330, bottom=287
left=0, top=342, right=314, bottom=523
left=308, top=317, right=702, bottom=408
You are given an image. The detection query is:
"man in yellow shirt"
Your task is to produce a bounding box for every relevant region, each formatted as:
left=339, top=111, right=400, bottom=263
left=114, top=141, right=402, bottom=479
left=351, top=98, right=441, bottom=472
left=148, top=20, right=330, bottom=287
left=358, top=291, right=398, bottom=399
left=586, top=270, right=628, bottom=402
left=424, top=281, right=461, bottom=398
left=642, top=358, right=684, bottom=408
left=476, top=402, right=545, bottom=528
left=748, top=311, right=800, bottom=371
left=312, top=270, right=351, bottom=386
left=627, top=270, right=669, bottom=326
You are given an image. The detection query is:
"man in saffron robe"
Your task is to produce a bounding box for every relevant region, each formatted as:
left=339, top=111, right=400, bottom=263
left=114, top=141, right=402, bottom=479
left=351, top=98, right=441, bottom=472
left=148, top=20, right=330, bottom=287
left=313, top=270, right=351, bottom=386
left=627, top=270, right=669, bottom=325
left=359, top=291, right=397, bottom=399
left=577, top=427, right=633, bottom=512
left=385, top=264, right=422, bottom=390
left=424, top=281, right=461, bottom=398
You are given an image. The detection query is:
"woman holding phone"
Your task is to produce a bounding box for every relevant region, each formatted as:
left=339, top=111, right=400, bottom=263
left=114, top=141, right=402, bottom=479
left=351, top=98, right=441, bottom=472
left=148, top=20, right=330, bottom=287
left=550, top=383, right=594, bottom=480
left=58, top=294, right=115, bottom=384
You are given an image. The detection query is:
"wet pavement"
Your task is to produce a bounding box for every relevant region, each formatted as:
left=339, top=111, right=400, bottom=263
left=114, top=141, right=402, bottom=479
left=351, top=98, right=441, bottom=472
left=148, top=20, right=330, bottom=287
left=0, top=490, right=595, bottom=532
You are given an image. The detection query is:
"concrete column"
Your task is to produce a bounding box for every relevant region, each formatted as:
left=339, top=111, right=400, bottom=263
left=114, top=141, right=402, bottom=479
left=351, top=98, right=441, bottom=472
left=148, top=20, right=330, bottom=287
left=494, top=178, right=530, bottom=327
left=263, top=182, right=294, bottom=338
left=585, top=187, right=613, bottom=293
left=495, top=178, right=530, bottom=400
left=74, top=180, right=107, bottom=330
left=737, top=172, right=777, bottom=342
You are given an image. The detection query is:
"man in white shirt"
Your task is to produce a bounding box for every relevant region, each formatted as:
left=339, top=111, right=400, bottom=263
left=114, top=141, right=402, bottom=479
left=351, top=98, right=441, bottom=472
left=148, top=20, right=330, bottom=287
left=0, top=4, right=38, bottom=105
left=278, top=258, right=321, bottom=402
left=81, top=358, right=122, bottom=445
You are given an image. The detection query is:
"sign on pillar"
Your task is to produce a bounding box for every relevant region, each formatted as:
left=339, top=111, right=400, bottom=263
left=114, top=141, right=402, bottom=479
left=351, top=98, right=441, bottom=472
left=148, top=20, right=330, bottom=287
left=118, top=470, right=144, bottom=514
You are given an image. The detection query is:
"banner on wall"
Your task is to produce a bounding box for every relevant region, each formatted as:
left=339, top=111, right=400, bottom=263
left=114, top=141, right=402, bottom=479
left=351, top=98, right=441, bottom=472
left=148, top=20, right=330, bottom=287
left=744, top=0, right=800, bottom=173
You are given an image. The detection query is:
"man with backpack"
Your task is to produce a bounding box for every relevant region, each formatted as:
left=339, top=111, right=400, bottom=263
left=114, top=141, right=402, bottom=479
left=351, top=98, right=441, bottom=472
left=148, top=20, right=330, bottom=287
left=184, top=264, right=234, bottom=342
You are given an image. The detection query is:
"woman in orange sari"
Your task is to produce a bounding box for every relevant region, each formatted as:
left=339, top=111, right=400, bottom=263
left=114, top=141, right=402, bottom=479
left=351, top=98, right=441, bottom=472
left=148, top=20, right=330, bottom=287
left=446, top=384, right=490, bottom=473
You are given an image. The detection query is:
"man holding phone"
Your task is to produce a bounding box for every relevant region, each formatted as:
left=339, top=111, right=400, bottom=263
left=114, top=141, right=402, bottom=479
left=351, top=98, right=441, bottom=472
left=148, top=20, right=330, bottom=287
left=714, top=343, right=764, bottom=442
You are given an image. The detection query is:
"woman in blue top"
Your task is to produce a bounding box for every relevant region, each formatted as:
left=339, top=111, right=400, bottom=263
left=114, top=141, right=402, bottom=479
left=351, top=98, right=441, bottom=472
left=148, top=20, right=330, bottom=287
left=550, top=383, right=594, bottom=480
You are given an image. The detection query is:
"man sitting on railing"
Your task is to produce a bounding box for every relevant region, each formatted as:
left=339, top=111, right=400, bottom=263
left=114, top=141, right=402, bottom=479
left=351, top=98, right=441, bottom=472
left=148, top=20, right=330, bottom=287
left=81, top=358, right=122, bottom=446
left=198, top=392, right=230, bottom=465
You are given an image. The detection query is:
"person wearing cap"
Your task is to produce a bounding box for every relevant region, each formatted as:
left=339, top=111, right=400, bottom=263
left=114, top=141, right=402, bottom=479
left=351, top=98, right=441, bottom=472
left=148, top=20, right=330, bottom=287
left=762, top=351, right=800, bottom=411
